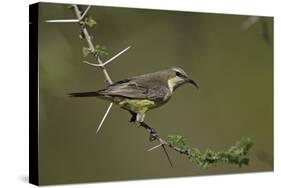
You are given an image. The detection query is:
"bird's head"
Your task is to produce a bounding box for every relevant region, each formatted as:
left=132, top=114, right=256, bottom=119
left=166, top=67, right=198, bottom=92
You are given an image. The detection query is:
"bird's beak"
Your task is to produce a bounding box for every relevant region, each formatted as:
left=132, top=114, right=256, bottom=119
left=185, top=78, right=199, bottom=89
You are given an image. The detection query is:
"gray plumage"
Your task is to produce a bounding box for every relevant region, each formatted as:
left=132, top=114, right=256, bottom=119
left=98, top=75, right=170, bottom=101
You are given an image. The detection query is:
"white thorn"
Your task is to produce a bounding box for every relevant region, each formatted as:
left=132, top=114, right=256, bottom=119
left=45, top=19, right=80, bottom=23
left=45, top=6, right=91, bottom=23
left=83, top=46, right=131, bottom=68
left=147, top=144, right=162, bottom=151
left=96, top=103, right=113, bottom=134
left=83, top=61, right=103, bottom=67
left=80, top=6, right=91, bottom=20
left=104, top=46, right=131, bottom=66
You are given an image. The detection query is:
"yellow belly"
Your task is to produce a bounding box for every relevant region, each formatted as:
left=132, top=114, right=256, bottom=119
left=117, top=98, right=155, bottom=113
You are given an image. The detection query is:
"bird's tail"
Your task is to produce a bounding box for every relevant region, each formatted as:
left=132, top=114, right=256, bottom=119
left=68, top=91, right=101, bottom=97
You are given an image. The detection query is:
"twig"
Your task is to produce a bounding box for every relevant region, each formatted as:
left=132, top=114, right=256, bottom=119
left=140, top=122, right=190, bottom=156
left=139, top=122, right=177, bottom=167
left=72, top=5, right=113, bottom=84
left=140, top=121, right=253, bottom=168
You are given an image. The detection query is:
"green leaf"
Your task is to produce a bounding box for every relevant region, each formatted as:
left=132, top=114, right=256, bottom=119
left=82, top=47, right=90, bottom=57
left=167, top=135, right=188, bottom=151
left=84, top=16, right=97, bottom=27
left=95, top=44, right=108, bottom=56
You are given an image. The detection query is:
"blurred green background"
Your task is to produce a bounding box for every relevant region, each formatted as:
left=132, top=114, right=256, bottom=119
left=37, top=2, right=273, bottom=185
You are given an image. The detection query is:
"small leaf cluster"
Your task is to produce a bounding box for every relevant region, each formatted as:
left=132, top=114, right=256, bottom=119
left=167, top=135, right=188, bottom=151
left=82, top=45, right=109, bottom=57
left=167, top=136, right=253, bottom=168
left=82, top=47, right=91, bottom=57
left=67, top=5, right=108, bottom=58
left=83, top=16, right=97, bottom=27
left=94, top=44, right=109, bottom=56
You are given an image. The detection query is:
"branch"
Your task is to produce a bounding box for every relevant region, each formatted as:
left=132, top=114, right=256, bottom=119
left=72, top=5, right=113, bottom=84
left=70, top=5, right=131, bottom=133
left=140, top=122, right=253, bottom=168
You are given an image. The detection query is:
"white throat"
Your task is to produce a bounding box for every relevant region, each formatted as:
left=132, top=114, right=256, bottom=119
left=167, top=77, right=181, bottom=93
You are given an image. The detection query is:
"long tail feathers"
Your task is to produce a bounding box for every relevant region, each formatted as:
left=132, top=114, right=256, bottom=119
left=68, top=91, right=100, bottom=97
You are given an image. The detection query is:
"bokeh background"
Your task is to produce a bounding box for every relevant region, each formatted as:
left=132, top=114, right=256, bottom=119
left=37, top=2, right=273, bottom=185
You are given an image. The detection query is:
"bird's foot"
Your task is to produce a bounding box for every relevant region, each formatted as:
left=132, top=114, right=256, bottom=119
left=139, top=122, right=158, bottom=142
left=149, top=128, right=158, bottom=142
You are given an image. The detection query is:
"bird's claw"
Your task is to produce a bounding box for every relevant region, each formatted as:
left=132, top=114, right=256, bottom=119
left=149, top=128, right=158, bottom=142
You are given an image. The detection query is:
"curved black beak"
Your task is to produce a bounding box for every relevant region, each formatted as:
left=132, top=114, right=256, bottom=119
left=186, top=78, right=199, bottom=89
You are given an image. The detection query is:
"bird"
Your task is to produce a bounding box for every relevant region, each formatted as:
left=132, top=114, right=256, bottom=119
left=68, top=67, right=198, bottom=125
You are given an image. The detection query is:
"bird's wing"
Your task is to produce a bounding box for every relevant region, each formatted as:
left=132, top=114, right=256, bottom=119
left=99, top=79, right=169, bottom=100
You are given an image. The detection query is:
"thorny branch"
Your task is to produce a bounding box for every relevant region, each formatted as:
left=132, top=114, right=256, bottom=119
left=72, top=5, right=113, bottom=84
left=140, top=122, right=253, bottom=168
left=55, top=5, right=124, bottom=134
left=70, top=5, right=132, bottom=134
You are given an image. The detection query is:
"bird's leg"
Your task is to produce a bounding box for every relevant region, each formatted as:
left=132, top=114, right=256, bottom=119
left=139, top=121, right=158, bottom=142
left=129, top=111, right=137, bottom=123
left=128, top=112, right=146, bottom=128
left=136, top=113, right=146, bottom=122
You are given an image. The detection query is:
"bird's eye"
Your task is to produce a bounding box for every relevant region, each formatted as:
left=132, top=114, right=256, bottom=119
left=176, top=71, right=181, bottom=77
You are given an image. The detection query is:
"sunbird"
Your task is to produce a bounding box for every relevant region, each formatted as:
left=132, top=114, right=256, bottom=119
left=69, top=67, right=198, bottom=124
